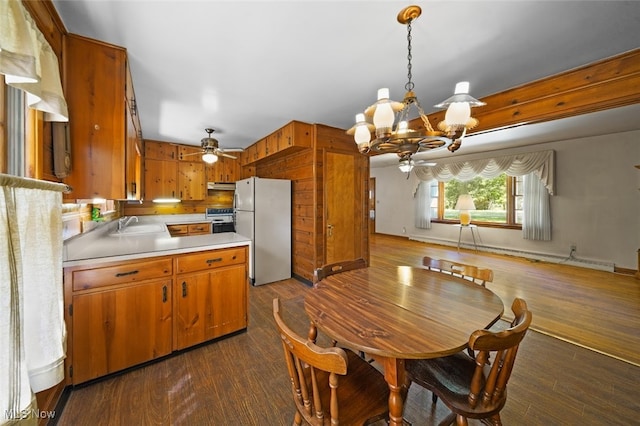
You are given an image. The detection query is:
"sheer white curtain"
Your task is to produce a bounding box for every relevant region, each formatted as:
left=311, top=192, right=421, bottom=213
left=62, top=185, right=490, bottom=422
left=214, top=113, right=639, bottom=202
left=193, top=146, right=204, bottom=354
left=414, top=150, right=555, bottom=194
left=1, top=175, right=67, bottom=424
left=414, top=181, right=432, bottom=229
left=523, top=173, right=551, bottom=240
left=0, top=0, right=68, bottom=122
left=414, top=150, right=554, bottom=240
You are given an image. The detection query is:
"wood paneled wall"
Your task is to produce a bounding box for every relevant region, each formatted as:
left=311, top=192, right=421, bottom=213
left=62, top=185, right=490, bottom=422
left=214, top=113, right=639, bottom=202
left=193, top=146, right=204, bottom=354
left=423, top=48, right=640, bottom=135
left=255, top=145, right=316, bottom=281
left=253, top=123, right=368, bottom=283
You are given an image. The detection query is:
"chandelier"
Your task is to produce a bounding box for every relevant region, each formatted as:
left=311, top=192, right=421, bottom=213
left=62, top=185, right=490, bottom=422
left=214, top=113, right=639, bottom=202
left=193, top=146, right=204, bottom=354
left=347, top=5, right=485, bottom=167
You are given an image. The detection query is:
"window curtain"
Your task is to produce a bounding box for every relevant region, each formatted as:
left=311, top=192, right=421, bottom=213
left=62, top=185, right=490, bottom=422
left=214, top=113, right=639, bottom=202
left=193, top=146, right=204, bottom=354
left=1, top=174, right=68, bottom=424
left=414, top=150, right=554, bottom=240
left=414, top=150, right=555, bottom=194
left=0, top=0, right=68, bottom=122
left=414, top=180, right=432, bottom=229
left=523, top=173, right=551, bottom=240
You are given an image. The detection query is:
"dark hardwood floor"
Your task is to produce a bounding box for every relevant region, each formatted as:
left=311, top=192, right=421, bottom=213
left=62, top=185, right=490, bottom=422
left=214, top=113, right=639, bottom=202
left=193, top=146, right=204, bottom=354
left=55, top=235, right=640, bottom=425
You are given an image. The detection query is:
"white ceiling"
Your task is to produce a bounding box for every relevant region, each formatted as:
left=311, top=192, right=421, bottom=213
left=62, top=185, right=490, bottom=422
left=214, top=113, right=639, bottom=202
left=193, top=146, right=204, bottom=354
left=51, top=0, right=640, bottom=163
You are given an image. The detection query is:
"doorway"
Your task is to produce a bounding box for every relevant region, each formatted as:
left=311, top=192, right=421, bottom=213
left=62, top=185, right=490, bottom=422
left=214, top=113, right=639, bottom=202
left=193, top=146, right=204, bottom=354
left=369, top=177, right=376, bottom=234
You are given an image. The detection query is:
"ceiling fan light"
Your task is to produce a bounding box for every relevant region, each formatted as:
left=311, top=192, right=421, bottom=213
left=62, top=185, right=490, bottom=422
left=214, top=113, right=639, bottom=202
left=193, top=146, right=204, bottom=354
left=202, top=152, right=218, bottom=164
left=398, top=158, right=414, bottom=173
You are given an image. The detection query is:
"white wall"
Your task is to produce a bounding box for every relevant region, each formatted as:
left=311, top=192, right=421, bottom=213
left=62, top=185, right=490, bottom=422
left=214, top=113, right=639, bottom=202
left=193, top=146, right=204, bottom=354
left=370, top=130, right=640, bottom=270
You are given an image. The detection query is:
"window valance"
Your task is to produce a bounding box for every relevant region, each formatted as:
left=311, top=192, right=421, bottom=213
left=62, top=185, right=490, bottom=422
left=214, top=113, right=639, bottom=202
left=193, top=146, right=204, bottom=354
left=0, top=0, right=68, bottom=121
left=414, top=149, right=555, bottom=195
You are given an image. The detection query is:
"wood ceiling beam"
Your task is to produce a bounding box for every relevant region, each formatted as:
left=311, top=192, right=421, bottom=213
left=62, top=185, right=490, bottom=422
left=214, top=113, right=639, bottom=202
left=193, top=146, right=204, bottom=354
left=419, top=48, right=640, bottom=135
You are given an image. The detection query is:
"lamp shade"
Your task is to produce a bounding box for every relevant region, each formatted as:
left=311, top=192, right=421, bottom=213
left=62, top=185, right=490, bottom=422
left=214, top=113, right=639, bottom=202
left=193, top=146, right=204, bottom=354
left=455, top=194, right=475, bottom=226
left=455, top=194, right=476, bottom=210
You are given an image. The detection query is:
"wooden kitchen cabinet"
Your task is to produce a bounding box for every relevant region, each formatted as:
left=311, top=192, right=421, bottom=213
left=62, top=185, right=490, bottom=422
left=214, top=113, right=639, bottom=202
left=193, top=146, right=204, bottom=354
left=178, top=161, right=205, bottom=200
left=241, top=120, right=313, bottom=165
left=145, top=140, right=177, bottom=161
left=64, top=256, right=174, bottom=384
left=280, top=120, right=313, bottom=149
left=144, top=158, right=178, bottom=199
left=178, top=145, right=202, bottom=161
left=174, top=247, right=248, bottom=350
left=63, top=245, right=248, bottom=384
left=255, top=138, right=267, bottom=162
left=167, top=222, right=211, bottom=237
left=206, top=157, right=240, bottom=183
left=125, top=62, right=143, bottom=200
left=144, top=140, right=205, bottom=199
left=63, top=34, right=141, bottom=200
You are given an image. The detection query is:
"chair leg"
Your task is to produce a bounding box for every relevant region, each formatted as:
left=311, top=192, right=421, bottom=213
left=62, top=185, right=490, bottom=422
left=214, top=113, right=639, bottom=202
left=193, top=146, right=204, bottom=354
left=432, top=392, right=438, bottom=404
left=437, top=412, right=456, bottom=426
left=480, top=414, right=502, bottom=426
left=455, top=414, right=469, bottom=426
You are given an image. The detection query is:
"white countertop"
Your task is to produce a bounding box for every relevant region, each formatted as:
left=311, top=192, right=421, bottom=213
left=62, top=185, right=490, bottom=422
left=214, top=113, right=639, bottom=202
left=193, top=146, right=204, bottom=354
left=63, top=214, right=251, bottom=267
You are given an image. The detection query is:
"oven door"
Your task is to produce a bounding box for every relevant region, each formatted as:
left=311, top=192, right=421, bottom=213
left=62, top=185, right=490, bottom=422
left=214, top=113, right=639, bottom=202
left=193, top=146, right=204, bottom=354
left=212, top=221, right=235, bottom=233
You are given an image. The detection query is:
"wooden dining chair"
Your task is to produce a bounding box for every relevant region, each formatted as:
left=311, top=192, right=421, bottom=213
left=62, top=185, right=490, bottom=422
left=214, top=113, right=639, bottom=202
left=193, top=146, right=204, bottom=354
left=423, top=256, right=494, bottom=287
left=272, top=298, right=389, bottom=425
left=405, top=298, right=532, bottom=426
left=313, top=257, right=367, bottom=284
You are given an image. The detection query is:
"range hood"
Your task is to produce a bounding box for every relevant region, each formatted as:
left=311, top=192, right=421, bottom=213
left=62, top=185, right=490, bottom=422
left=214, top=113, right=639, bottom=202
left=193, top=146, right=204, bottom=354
left=207, top=182, right=236, bottom=191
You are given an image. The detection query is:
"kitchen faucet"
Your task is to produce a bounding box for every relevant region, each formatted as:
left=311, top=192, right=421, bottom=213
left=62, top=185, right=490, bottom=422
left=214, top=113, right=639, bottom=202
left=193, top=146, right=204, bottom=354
left=117, top=216, right=138, bottom=231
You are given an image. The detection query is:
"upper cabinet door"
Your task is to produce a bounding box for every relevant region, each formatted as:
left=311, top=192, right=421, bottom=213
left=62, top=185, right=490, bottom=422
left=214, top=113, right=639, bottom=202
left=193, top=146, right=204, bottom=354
left=63, top=34, right=128, bottom=200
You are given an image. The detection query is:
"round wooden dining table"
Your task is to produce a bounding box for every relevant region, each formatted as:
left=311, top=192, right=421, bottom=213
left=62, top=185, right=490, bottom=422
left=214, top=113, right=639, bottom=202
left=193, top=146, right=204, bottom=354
left=304, top=265, right=505, bottom=426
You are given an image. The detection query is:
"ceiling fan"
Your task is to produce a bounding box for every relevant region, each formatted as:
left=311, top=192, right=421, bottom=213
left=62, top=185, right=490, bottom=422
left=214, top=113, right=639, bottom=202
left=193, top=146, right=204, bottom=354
left=184, top=128, right=244, bottom=163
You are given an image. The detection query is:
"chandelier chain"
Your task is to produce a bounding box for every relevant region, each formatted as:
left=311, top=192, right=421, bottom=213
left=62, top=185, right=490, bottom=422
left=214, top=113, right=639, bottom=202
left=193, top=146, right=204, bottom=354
left=405, top=20, right=414, bottom=92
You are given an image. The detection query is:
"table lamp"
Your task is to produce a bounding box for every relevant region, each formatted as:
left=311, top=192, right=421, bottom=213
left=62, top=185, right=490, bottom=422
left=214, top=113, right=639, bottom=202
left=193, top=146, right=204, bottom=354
left=455, top=194, right=475, bottom=226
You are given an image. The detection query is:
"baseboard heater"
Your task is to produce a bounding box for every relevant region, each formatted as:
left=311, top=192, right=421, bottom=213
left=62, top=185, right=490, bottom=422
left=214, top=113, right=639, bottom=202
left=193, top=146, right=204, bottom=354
left=408, top=235, right=615, bottom=272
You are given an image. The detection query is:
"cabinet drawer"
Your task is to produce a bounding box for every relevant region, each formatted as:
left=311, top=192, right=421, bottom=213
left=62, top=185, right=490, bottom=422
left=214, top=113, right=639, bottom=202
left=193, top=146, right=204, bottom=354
left=167, top=224, right=188, bottom=236
left=72, top=258, right=173, bottom=291
left=188, top=223, right=211, bottom=235
left=176, top=247, right=246, bottom=274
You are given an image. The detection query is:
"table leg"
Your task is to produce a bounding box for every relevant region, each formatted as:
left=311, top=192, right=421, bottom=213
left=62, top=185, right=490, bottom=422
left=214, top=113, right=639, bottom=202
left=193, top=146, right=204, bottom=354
left=457, top=226, right=463, bottom=251
left=375, top=356, right=407, bottom=426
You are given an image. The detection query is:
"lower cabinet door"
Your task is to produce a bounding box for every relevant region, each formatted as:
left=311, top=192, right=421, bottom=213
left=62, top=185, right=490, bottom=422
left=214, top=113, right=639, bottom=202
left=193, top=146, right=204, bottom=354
left=71, top=280, right=172, bottom=384
left=174, top=264, right=247, bottom=350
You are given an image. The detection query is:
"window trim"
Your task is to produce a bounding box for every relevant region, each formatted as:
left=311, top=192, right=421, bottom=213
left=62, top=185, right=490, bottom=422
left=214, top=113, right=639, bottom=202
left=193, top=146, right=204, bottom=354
left=431, top=177, right=523, bottom=230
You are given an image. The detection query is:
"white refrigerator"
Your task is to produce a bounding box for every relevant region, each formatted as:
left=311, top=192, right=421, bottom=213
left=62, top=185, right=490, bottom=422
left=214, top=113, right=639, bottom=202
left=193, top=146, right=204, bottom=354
left=234, top=177, right=291, bottom=285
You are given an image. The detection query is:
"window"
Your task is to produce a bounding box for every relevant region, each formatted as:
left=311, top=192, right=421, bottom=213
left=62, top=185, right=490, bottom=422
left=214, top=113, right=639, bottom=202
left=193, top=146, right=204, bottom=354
left=431, top=173, right=523, bottom=228
left=6, top=84, right=26, bottom=176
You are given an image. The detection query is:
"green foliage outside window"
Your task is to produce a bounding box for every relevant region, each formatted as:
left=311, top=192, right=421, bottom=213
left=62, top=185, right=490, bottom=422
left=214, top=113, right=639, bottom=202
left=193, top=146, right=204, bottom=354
left=444, top=174, right=508, bottom=222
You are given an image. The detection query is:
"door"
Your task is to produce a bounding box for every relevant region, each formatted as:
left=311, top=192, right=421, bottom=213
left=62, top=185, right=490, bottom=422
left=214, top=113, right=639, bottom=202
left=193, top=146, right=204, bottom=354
left=369, top=177, right=376, bottom=234
left=71, top=280, right=172, bottom=384
left=325, top=152, right=356, bottom=263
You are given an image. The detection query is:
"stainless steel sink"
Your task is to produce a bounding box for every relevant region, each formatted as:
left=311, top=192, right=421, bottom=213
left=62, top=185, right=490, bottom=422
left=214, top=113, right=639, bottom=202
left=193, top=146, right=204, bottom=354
left=109, top=223, right=166, bottom=236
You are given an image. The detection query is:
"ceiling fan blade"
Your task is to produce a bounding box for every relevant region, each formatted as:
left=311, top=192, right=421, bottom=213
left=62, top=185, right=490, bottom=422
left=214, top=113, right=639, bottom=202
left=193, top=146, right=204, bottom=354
left=219, top=148, right=244, bottom=152
left=220, top=152, right=237, bottom=159
left=181, top=151, right=203, bottom=157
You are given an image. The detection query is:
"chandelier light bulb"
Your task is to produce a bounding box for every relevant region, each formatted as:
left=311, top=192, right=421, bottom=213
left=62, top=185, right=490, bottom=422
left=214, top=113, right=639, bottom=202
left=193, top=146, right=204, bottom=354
left=444, top=82, right=472, bottom=126
left=445, top=102, right=471, bottom=127
left=354, top=113, right=372, bottom=145
left=397, top=121, right=409, bottom=134
left=373, top=88, right=395, bottom=133
left=202, top=152, right=218, bottom=164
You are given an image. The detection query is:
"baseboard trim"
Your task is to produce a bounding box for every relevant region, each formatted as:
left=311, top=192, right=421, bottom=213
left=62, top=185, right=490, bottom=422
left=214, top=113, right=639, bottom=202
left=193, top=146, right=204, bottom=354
left=406, top=234, right=616, bottom=272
